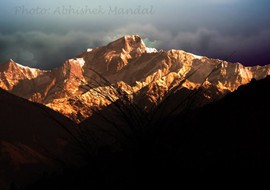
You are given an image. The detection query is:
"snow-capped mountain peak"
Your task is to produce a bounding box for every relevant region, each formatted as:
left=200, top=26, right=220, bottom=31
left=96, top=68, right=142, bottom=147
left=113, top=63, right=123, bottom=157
left=0, top=59, right=44, bottom=90
left=1, top=35, right=270, bottom=122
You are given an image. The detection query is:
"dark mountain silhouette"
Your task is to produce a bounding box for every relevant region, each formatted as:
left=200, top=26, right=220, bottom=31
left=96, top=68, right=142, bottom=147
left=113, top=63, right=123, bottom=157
left=21, top=76, right=270, bottom=190
left=153, top=76, right=270, bottom=175
left=0, top=89, right=77, bottom=190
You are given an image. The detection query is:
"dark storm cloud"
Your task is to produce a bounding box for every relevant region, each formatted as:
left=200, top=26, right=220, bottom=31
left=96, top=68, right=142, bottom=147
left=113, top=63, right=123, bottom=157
left=1, top=0, right=270, bottom=67
left=110, top=24, right=270, bottom=65
left=0, top=31, right=110, bottom=69
left=1, top=24, right=270, bottom=69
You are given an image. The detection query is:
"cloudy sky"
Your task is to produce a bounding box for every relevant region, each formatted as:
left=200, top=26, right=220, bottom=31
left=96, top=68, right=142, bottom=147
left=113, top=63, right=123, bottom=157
left=0, top=0, right=270, bottom=69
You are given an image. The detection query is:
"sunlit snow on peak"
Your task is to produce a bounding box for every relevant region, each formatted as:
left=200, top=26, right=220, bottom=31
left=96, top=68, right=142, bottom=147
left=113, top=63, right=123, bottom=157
left=187, top=52, right=203, bottom=59
left=76, top=58, right=85, bottom=67
left=146, top=47, right=158, bottom=53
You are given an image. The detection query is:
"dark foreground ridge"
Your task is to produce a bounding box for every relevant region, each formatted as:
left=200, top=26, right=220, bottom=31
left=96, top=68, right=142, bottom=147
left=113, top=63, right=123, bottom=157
left=20, top=76, right=270, bottom=189
left=0, top=89, right=77, bottom=190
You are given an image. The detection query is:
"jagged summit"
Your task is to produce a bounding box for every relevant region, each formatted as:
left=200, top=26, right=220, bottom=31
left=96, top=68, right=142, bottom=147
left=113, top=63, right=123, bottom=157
left=0, top=59, right=41, bottom=73
left=0, top=59, right=43, bottom=91
left=0, top=59, right=16, bottom=69
left=107, top=35, right=146, bottom=52
left=79, top=35, right=149, bottom=74
left=106, top=35, right=159, bottom=55
left=8, top=58, right=15, bottom=64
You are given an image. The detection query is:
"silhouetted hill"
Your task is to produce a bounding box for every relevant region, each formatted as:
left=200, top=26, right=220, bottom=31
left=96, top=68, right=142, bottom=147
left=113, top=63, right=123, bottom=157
left=22, top=77, right=270, bottom=190
left=0, top=89, right=77, bottom=190
left=154, top=76, right=270, bottom=175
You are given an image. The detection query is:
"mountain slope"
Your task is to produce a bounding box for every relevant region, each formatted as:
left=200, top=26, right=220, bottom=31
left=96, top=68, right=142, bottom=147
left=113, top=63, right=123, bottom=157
left=154, top=76, right=270, bottom=174
left=20, top=76, right=270, bottom=190
left=1, top=35, right=270, bottom=123
left=79, top=76, right=270, bottom=184
left=0, top=89, right=76, bottom=190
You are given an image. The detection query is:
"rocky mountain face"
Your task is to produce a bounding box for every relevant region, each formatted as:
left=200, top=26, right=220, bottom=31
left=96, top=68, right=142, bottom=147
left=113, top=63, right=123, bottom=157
left=1, top=35, right=270, bottom=123
left=0, top=59, right=45, bottom=91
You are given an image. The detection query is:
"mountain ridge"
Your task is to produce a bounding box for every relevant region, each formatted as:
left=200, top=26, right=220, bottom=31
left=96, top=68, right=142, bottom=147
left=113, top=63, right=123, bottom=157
left=1, top=35, right=270, bottom=122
